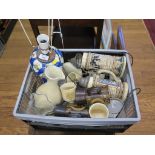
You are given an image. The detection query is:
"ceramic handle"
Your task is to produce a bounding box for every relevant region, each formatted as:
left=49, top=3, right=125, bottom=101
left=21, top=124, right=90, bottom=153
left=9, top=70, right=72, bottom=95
left=97, top=69, right=121, bottom=83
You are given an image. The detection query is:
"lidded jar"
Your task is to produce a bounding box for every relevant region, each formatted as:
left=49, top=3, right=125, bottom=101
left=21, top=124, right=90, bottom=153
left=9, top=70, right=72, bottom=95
left=29, top=34, right=64, bottom=77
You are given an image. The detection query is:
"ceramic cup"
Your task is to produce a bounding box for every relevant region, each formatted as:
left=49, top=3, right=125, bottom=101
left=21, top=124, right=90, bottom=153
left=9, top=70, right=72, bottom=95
left=63, top=62, right=82, bottom=76
left=60, top=82, right=76, bottom=103
left=67, top=72, right=82, bottom=82
left=37, top=34, right=49, bottom=52
left=89, top=103, right=109, bottom=118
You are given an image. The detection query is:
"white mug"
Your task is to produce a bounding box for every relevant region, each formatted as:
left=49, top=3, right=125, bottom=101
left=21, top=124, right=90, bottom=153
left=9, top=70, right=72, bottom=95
left=60, top=82, right=76, bottom=103
left=89, top=103, right=109, bottom=118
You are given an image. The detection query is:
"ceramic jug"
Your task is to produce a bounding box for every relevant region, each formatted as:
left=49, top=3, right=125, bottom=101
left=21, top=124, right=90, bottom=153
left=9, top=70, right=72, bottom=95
left=29, top=34, right=64, bottom=77
left=34, top=65, right=65, bottom=114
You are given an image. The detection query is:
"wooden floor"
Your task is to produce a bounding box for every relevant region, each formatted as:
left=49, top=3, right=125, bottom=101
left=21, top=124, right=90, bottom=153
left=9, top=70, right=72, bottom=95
left=0, top=19, right=155, bottom=134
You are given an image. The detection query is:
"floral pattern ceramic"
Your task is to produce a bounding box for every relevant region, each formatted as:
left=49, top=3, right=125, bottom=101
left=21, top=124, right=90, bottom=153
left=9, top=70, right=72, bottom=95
left=30, top=47, right=63, bottom=77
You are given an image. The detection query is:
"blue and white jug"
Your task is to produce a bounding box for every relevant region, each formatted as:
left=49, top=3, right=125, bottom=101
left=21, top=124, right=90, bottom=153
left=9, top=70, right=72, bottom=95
left=29, top=34, right=64, bottom=77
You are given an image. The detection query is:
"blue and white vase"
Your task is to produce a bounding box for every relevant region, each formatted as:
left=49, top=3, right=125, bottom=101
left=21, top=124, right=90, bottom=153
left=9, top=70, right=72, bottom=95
left=29, top=34, right=64, bottom=77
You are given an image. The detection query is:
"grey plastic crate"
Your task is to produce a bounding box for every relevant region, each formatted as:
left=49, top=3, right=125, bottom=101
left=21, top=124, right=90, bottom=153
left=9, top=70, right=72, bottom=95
left=13, top=49, right=141, bottom=133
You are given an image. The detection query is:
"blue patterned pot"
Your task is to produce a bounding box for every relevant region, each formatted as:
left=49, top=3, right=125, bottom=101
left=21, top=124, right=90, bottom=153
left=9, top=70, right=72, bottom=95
left=29, top=46, right=63, bottom=77
left=29, top=34, right=63, bottom=77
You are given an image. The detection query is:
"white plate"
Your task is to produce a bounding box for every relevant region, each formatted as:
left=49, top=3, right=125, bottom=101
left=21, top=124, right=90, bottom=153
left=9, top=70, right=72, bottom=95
left=107, top=99, right=123, bottom=118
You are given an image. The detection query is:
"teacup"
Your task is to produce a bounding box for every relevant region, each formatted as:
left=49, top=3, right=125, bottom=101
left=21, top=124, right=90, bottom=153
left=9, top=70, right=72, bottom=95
left=60, top=82, right=76, bottom=103
left=89, top=103, right=109, bottom=118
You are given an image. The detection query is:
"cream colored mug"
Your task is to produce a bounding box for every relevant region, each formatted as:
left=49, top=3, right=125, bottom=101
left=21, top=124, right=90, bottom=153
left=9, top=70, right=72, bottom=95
left=89, top=103, right=109, bottom=118
left=60, top=82, right=76, bottom=103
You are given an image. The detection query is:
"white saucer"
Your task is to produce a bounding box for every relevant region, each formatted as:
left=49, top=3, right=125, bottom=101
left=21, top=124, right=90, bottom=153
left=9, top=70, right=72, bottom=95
left=107, top=99, right=123, bottom=118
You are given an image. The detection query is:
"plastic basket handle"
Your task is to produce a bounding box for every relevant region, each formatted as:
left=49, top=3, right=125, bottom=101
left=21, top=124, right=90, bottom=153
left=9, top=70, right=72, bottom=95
left=116, top=87, right=141, bottom=118
left=126, top=52, right=134, bottom=66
